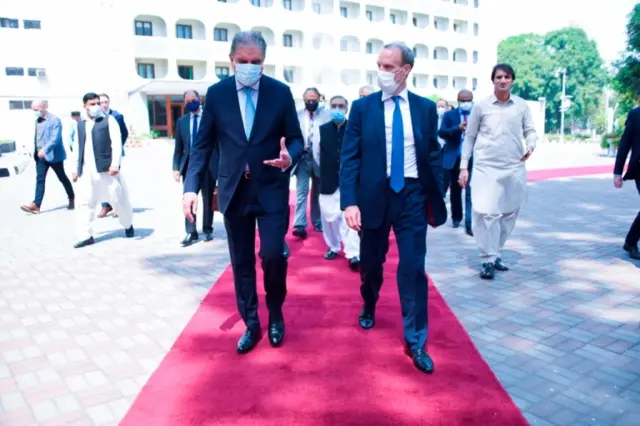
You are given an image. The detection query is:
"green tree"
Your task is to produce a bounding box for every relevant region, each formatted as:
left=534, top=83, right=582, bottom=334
left=497, top=27, right=606, bottom=133
left=613, top=3, right=640, bottom=119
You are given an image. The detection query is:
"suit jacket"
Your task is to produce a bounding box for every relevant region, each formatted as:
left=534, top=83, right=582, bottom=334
left=173, top=113, right=220, bottom=180
left=184, top=75, right=304, bottom=214
left=438, top=108, right=471, bottom=170
left=340, top=90, right=447, bottom=229
left=290, top=107, right=331, bottom=176
left=34, top=113, right=66, bottom=163
left=109, top=109, right=129, bottom=145
left=614, top=107, right=640, bottom=181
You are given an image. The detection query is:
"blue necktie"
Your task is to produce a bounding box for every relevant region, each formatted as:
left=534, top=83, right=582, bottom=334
left=191, top=114, right=198, bottom=147
left=390, top=95, right=404, bottom=193
left=244, top=86, right=255, bottom=139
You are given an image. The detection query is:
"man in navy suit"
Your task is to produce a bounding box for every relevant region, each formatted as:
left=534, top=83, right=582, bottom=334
left=341, top=42, right=446, bottom=374
left=183, top=31, right=304, bottom=354
left=438, top=89, right=474, bottom=236
left=614, top=106, right=640, bottom=260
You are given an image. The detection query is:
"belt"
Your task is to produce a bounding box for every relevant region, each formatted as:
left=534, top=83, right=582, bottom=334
left=243, top=171, right=251, bottom=180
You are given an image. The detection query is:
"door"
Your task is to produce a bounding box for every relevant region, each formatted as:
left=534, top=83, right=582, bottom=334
left=171, top=104, right=184, bottom=136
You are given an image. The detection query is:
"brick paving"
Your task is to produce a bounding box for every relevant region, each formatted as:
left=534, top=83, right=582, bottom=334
left=1, top=144, right=638, bottom=426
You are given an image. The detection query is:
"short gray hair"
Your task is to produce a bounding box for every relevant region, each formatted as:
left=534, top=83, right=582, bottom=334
left=383, top=41, right=415, bottom=68
left=230, top=31, right=267, bottom=57
left=359, top=85, right=374, bottom=92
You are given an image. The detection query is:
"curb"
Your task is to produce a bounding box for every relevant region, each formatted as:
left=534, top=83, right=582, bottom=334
left=0, top=154, right=30, bottom=178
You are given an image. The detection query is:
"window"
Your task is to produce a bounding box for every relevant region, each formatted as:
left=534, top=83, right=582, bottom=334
left=135, top=20, right=152, bottom=36
left=453, top=23, right=459, bottom=32
left=5, top=67, right=24, bottom=76
left=390, top=13, right=396, bottom=24
left=23, top=20, right=41, bottom=29
left=474, top=23, right=479, bottom=36
left=0, top=18, right=19, bottom=28
left=214, top=28, right=228, bottom=42
left=9, top=100, right=33, bottom=110
left=215, top=66, right=230, bottom=79
left=137, top=63, right=155, bottom=79
left=283, top=68, right=294, bottom=83
left=412, top=17, right=417, bottom=26
left=366, top=10, right=373, bottom=21
left=28, top=68, right=40, bottom=76
left=474, top=0, right=479, bottom=7
left=472, top=78, right=478, bottom=90
left=283, top=0, right=292, bottom=10
left=283, top=34, right=293, bottom=47
left=218, top=0, right=227, bottom=2
left=433, top=78, right=439, bottom=88
left=313, top=3, right=321, bottom=13
left=340, top=39, right=348, bottom=52
left=366, top=42, right=373, bottom=54
left=178, top=65, right=194, bottom=80
left=412, top=47, right=417, bottom=56
left=250, top=0, right=261, bottom=6
left=340, top=7, right=347, bottom=17
left=473, top=51, right=478, bottom=63
left=366, top=74, right=373, bottom=85
left=176, top=24, right=192, bottom=39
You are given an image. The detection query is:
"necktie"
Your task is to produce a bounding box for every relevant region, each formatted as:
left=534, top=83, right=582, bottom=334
left=390, top=96, right=404, bottom=193
left=306, top=112, right=315, bottom=151
left=191, top=114, right=198, bottom=147
left=463, top=113, right=468, bottom=123
left=244, top=86, right=255, bottom=139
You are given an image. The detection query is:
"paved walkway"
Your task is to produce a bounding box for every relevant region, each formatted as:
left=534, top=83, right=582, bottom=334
left=0, top=146, right=638, bottom=426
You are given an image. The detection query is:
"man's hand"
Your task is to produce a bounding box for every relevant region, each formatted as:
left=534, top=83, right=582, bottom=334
left=72, top=172, right=78, bottom=182
left=173, top=170, right=181, bottom=182
left=37, top=150, right=45, bottom=158
left=263, top=137, right=292, bottom=169
left=108, top=166, right=119, bottom=176
left=183, top=192, right=198, bottom=223
left=459, top=168, right=469, bottom=189
left=520, top=146, right=534, bottom=162
left=614, top=175, right=623, bottom=189
left=345, top=206, right=362, bottom=231
left=459, top=122, right=467, bottom=131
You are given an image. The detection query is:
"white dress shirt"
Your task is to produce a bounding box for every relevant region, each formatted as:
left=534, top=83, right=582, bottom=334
left=381, top=88, right=418, bottom=179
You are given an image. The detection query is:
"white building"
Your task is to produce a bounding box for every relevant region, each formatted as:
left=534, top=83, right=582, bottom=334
left=0, top=0, right=496, bottom=141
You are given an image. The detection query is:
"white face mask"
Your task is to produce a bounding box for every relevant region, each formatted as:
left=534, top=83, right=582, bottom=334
left=234, top=63, right=262, bottom=87
left=377, top=70, right=401, bottom=94
left=34, top=110, right=43, bottom=119
left=459, top=101, right=473, bottom=112
left=437, top=107, right=446, bottom=116
left=88, top=105, right=101, bottom=117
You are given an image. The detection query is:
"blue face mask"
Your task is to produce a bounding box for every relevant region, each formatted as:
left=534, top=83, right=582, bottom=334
left=185, top=100, right=200, bottom=112
left=330, top=109, right=346, bottom=123
left=235, top=63, right=262, bottom=87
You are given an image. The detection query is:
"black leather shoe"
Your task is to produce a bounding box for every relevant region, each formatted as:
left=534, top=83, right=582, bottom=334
left=324, top=250, right=338, bottom=260
left=359, top=307, right=375, bottom=329
left=494, top=257, right=509, bottom=271
left=465, top=226, right=473, bottom=237
left=283, top=242, right=290, bottom=258
left=125, top=226, right=135, bottom=238
left=480, top=262, right=495, bottom=279
left=292, top=227, right=307, bottom=239
left=452, top=220, right=461, bottom=228
left=181, top=232, right=198, bottom=246
left=73, top=237, right=94, bottom=249
left=348, top=257, right=360, bottom=271
left=237, top=328, right=262, bottom=354
left=623, top=242, right=640, bottom=260
left=404, top=346, right=434, bottom=374
left=203, top=231, right=213, bottom=242
left=268, top=319, right=285, bottom=347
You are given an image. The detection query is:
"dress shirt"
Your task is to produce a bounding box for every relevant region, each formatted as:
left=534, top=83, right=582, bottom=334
left=381, top=88, right=418, bottom=179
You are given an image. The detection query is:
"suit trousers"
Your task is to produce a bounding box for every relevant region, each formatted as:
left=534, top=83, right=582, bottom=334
left=443, top=156, right=472, bottom=228
left=224, top=178, right=288, bottom=331
left=359, top=179, right=429, bottom=351
left=293, top=152, right=321, bottom=229
left=625, top=179, right=640, bottom=246
left=183, top=169, right=215, bottom=234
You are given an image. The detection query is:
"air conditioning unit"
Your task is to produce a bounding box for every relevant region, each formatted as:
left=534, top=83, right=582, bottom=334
left=36, top=68, right=47, bottom=78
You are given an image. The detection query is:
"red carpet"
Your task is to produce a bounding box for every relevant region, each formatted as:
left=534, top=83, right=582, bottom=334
left=528, top=164, right=613, bottom=181
left=121, top=200, right=539, bottom=425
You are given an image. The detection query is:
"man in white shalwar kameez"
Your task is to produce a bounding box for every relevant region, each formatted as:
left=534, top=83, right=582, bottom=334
left=312, top=95, right=360, bottom=271
left=459, top=64, right=537, bottom=279
left=71, top=92, right=135, bottom=248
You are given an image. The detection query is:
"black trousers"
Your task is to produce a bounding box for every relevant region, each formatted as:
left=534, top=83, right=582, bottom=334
left=183, top=169, right=215, bottom=234
left=33, top=157, right=74, bottom=207
left=625, top=179, right=640, bottom=246
left=224, top=178, right=288, bottom=331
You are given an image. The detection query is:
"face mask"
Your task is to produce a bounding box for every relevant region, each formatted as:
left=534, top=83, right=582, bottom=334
left=459, top=101, right=473, bottom=112
left=234, top=63, right=262, bottom=87
left=34, top=111, right=43, bottom=119
left=330, top=109, right=346, bottom=123
left=437, top=107, right=446, bottom=116
left=88, top=105, right=101, bottom=117
left=319, top=102, right=325, bottom=109
left=377, top=70, right=401, bottom=94
left=305, top=101, right=319, bottom=112
left=186, top=100, right=200, bottom=113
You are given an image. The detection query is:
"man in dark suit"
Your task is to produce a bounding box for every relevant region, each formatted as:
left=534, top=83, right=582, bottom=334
left=97, top=93, right=129, bottom=218
left=183, top=31, right=304, bottom=354
left=341, top=42, right=446, bottom=374
left=614, top=107, right=640, bottom=260
left=173, top=89, right=216, bottom=246
left=438, top=89, right=474, bottom=236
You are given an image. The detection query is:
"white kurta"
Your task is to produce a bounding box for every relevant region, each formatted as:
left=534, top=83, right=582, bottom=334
left=461, top=94, right=537, bottom=215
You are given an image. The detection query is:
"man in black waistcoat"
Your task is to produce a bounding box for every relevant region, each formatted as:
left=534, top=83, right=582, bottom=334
left=72, top=92, right=135, bottom=248
left=313, top=95, right=360, bottom=271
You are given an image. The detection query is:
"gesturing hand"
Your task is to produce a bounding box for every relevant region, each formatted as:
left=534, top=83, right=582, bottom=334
left=263, top=137, right=292, bottom=169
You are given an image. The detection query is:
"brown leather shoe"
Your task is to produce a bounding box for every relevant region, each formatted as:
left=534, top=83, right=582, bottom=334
left=68, top=199, right=75, bottom=210
left=97, top=205, right=112, bottom=218
left=20, top=203, right=40, bottom=214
